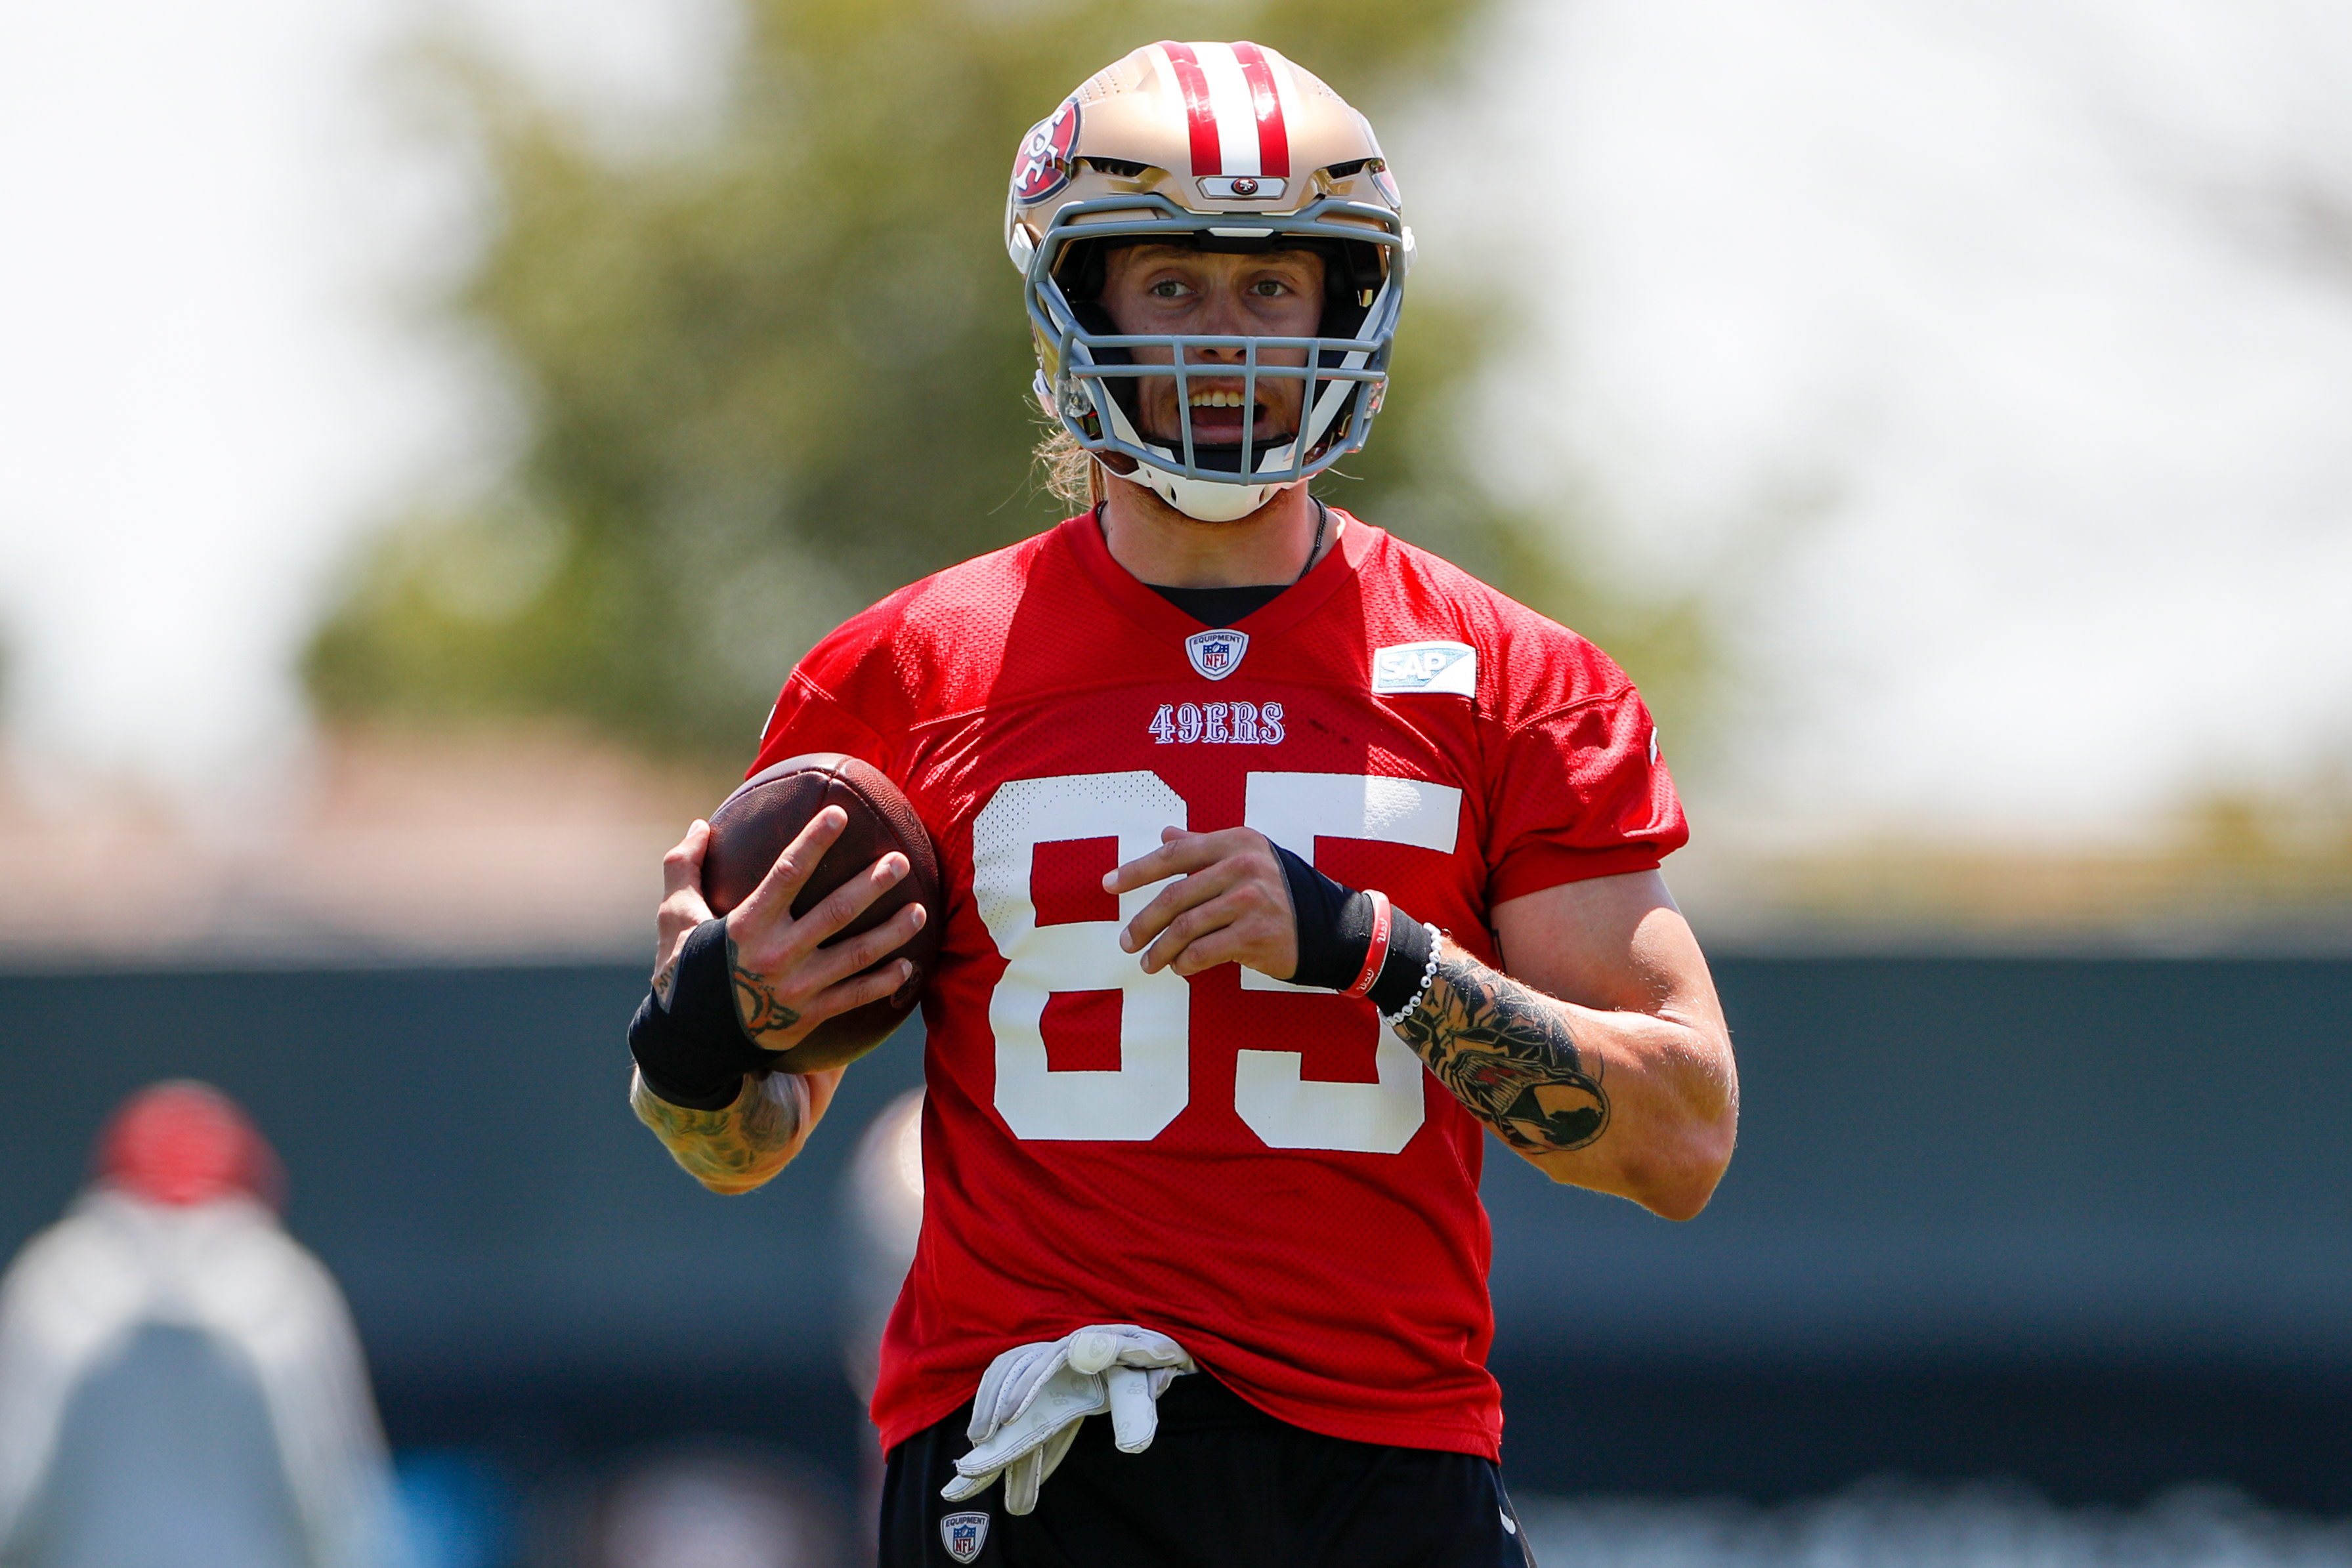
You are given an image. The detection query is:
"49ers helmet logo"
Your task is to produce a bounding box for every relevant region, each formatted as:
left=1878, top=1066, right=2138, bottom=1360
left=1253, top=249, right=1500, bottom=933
left=1011, top=100, right=1081, bottom=203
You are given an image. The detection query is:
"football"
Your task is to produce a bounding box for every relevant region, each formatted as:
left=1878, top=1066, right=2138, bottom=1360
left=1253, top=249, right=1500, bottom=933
left=700, top=753, right=946, bottom=1071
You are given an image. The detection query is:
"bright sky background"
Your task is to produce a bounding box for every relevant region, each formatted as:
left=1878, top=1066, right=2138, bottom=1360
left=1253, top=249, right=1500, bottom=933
left=3, top=0, right=2349, bottom=845
left=1431, top=0, right=2352, bottom=846
left=0, top=0, right=430, bottom=816
left=0, top=0, right=730, bottom=822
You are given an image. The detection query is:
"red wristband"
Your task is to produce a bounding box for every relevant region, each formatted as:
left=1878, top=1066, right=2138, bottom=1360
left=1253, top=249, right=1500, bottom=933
left=1342, top=889, right=1393, bottom=998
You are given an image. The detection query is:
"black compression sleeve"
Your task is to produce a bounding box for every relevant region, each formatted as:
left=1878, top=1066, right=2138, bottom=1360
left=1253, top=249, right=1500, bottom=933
left=628, top=918, right=778, bottom=1110
left=1272, top=845, right=1434, bottom=1013
left=1274, top=845, right=1371, bottom=990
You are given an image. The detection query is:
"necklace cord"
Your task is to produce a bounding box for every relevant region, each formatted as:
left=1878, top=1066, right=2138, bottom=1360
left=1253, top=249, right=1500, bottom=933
left=1300, top=499, right=1330, bottom=585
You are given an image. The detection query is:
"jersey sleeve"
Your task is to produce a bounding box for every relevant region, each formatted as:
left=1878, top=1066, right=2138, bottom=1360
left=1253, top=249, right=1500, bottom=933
left=749, top=668, right=896, bottom=777
left=1482, top=668, right=1688, bottom=908
left=746, top=595, right=919, bottom=780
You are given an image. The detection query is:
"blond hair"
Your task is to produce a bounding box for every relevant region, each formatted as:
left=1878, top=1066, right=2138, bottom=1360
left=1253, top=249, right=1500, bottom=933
left=1033, top=419, right=1106, bottom=511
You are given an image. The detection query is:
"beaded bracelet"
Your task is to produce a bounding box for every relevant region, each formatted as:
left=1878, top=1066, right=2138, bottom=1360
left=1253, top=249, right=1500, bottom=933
left=1381, top=930, right=1445, bottom=1027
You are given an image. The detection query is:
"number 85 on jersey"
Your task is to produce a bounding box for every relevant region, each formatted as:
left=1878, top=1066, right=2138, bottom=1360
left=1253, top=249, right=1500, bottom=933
left=970, top=769, right=1461, bottom=1156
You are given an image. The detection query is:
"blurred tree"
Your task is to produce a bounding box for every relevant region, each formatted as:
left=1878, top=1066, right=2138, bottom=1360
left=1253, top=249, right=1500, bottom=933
left=307, top=0, right=1709, bottom=768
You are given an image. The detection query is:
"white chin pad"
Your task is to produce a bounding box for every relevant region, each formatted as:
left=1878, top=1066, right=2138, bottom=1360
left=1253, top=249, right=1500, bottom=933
left=1123, top=465, right=1291, bottom=522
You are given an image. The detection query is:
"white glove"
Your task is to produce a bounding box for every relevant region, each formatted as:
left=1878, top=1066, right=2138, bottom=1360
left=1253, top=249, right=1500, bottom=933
left=941, top=1324, right=1194, bottom=1515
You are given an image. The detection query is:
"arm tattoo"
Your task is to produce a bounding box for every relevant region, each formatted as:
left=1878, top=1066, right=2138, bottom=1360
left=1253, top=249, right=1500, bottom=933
left=727, top=933, right=801, bottom=1039
left=631, top=1069, right=803, bottom=1193
left=1392, top=950, right=1610, bottom=1154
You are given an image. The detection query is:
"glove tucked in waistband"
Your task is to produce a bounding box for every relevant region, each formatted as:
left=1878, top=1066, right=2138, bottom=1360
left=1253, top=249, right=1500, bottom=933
left=941, top=1325, right=1195, bottom=1515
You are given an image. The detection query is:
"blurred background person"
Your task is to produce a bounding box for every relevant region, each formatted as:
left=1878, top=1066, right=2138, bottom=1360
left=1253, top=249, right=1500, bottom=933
left=0, top=1081, right=401, bottom=1568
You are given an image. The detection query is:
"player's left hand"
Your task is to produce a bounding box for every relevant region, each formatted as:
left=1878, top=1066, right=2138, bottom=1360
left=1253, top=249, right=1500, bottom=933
left=1104, top=827, right=1300, bottom=979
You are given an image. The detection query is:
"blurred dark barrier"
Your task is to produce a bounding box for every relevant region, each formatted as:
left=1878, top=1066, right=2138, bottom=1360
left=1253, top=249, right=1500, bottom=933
left=1487, top=958, right=2352, bottom=1512
left=0, top=958, right=2345, bottom=1511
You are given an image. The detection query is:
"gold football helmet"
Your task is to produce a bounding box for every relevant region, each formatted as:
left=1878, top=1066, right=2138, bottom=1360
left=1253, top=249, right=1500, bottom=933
left=1006, top=42, right=1411, bottom=522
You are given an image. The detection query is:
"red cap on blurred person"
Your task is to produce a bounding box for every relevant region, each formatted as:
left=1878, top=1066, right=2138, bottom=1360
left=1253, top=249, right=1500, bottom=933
left=96, top=1081, right=286, bottom=1210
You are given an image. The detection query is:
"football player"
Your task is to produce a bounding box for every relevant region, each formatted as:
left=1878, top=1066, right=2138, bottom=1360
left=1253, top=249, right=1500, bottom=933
left=628, top=41, right=1737, bottom=1567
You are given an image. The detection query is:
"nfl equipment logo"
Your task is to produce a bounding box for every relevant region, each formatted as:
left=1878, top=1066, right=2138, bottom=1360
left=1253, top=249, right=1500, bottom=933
left=1184, top=628, right=1249, bottom=681
left=941, top=1511, right=990, bottom=1563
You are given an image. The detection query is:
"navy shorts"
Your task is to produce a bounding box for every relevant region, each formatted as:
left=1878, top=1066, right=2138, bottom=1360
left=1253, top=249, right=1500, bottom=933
left=880, top=1372, right=1537, bottom=1567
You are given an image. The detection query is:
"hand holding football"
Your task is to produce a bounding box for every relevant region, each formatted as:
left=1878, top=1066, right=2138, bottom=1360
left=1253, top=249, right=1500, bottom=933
left=702, top=753, right=946, bottom=1072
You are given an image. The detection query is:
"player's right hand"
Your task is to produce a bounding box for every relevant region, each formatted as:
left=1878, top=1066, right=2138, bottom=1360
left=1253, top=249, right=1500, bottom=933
left=656, top=811, right=926, bottom=1054
left=1105, top=826, right=1300, bottom=981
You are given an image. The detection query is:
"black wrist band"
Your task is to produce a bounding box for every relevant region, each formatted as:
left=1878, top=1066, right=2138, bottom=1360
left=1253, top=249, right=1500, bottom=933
left=1365, top=910, right=1435, bottom=1017
left=1273, top=844, right=1434, bottom=1012
left=628, top=918, right=776, bottom=1109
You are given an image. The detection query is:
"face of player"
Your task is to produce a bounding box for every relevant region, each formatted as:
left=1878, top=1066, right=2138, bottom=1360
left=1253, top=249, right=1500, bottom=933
left=1096, top=244, right=1327, bottom=453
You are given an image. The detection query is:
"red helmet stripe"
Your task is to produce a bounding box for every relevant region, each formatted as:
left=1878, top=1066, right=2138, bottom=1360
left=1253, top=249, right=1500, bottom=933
left=1159, top=41, right=1224, bottom=176
left=1229, top=43, right=1291, bottom=178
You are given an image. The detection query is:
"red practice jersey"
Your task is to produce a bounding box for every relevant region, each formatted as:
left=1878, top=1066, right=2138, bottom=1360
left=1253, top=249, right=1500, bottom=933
left=750, top=511, right=1686, bottom=1459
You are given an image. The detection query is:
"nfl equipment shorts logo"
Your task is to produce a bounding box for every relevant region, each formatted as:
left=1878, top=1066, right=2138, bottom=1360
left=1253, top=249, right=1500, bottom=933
left=1185, top=628, right=1249, bottom=680
left=941, top=1510, right=990, bottom=1563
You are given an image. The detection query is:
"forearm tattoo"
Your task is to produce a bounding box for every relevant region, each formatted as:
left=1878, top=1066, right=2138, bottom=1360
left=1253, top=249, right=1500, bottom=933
left=631, top=1069, right=803, bottom=1191
left=727, top=933, right=802, bottom=1038
left=1392, top=948, right=1610, bottom=1154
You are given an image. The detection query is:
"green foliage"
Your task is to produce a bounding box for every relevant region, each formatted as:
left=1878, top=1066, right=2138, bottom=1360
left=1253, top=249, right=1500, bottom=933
left=308, top=0, right=1709, bottom=763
